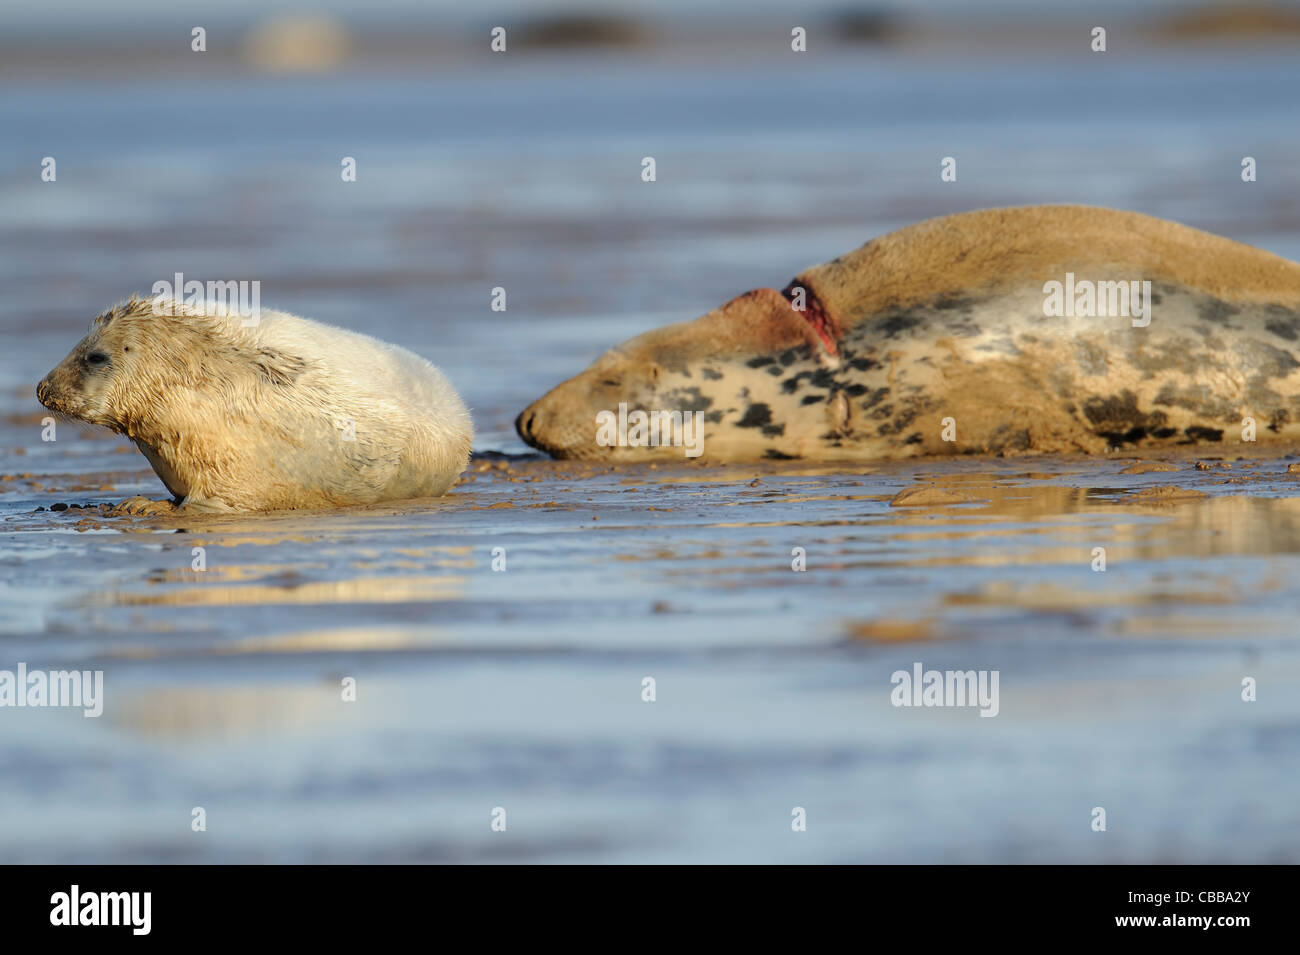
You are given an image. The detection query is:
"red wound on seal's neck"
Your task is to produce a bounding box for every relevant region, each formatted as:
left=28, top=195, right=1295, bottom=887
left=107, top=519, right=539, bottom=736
left=781, top=280, right=839, bottom=356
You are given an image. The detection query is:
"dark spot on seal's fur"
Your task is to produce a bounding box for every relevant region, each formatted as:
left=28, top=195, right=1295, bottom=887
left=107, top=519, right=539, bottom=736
left=1153, top=383, right=1237, bottom=420
left=849, top=357, right=878, bottom=371
left=746, top=356, right=775, bottom=368
left=1083, top=391, right=1140, bottom=427
left=665, top=387, right=712, bottom=412
left=876, top=406, right=922, bottom=436
left=1109, top=427, right=1151, bottom=444
left=701, top=367, right=723, bottom=380
left=904, top=432, right=923, bottom=445
left=766, top=365, right=784, bottom=376
left=1198, top=298, right=1240, bottom=326
left=879, top=314, right=923, bottom=338
left=763, top=449, right=798, bottom=460
left=800, top=394, right=823, bottom=405
left=843, top=384, right=868, bottom=397
left=736, top=404, right=773, bottom=428
left=992, top=427, right=1031, bottom=451
left=1266, top=318, right=1300, bottom=341
left=704, top=410, right=724, bottom=423
left=761, top=423, right=785, bottom=438
left=938, top=315, right=981, bottom=338
left=861, top=388, right=889, bottom=411
left=1083, top=390, right=1171, bottom=446
left=933, top=294, right=976, bottom=311
left=1184, top=426, right=1224, bottom=443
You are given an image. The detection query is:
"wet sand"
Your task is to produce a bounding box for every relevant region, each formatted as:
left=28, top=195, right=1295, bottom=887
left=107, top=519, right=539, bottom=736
left=2, top=446, right=1298, bottom=862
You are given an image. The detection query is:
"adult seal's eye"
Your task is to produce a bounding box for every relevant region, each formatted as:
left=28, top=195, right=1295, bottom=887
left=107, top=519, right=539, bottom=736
left=86, top=351, right=109, bottom=366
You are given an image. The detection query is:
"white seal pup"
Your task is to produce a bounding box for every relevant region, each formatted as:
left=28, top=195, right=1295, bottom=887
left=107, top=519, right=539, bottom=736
left=37, top=296, right=473, bottom=511
left=517, top=205, right=1300, bottom=461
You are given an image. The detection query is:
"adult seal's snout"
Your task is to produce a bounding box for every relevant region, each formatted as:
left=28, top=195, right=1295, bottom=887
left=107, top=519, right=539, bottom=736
left=515, top=408, right=535, bottom=442
left=516, top=205, right=1300, bottom=462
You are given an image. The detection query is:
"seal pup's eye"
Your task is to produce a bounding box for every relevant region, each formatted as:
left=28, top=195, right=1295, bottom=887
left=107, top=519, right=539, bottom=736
left=86, top=351, right=109, bottom=366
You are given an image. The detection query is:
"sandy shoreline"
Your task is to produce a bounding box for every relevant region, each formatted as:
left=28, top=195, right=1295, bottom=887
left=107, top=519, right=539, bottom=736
left=3, top=448, right=1298, bottom=862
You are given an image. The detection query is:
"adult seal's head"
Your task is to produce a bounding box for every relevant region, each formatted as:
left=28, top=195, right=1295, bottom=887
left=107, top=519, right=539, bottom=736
left=515, top=287, right=824, bottom=460
left=518, top=205, right=1300, bottom=462
left=38, top=296, right=473, bottom=511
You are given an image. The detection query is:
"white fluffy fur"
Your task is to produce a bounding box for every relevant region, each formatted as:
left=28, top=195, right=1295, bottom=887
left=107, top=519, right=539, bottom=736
left=37, top=297, right=473, bottom=511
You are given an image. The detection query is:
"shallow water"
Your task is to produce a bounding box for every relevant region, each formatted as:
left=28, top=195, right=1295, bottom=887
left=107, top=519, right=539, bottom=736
left=2, top=49, right=1299, bottom=862
left=3, top=453, right=1299, bottom=862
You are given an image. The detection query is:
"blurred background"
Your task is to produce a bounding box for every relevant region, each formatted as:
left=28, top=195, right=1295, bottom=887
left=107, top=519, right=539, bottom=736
left=0, top=1, right=1298, bottom=863
left=3, top=0, right=1300, bottom=449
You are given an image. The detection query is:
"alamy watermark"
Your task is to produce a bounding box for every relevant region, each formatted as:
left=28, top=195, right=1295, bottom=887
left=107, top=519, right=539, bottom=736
left=595, top=402, right=703, bottom=457
left=50, top=885, right=150, bottom=935
left=1043, top=272, right=1152, bottom=327
left=151, top=272, right=261, bottom=326
left=890, top=662, right=999, bottom=717
left=0, top=662, right=103, bottom=717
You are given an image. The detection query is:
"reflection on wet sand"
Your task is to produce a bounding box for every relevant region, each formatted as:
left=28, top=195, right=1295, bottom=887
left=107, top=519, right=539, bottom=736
left=109, top=681, right=350, bottom=740
left=107, top=625, right=455, bottom=661
left=945, top=579, right=1238, bottom=610
left=5, top=452, right=1300, bottom=863
left=97, top=575, right=467, bottom=607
